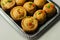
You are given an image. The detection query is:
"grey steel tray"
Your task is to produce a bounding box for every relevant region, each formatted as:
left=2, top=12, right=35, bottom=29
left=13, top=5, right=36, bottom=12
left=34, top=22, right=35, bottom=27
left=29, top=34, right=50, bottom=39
left=0, top=0, right=60, bottom=40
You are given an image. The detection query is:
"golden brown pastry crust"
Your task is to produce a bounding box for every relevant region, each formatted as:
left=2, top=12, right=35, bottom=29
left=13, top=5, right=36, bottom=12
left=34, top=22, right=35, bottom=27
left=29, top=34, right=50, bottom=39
left=21, top=17, right=38, bottom=32
left=23, top=2, right=36, bottom=15
left=15, top=0, right=26, bottom=6
left=43, top=2, right=56, bottom=17
left=1, top=0, right=15, bottom=10
left=33, top=10, right=46, bottom=24
left=10, top=6, right=27, bottom=21
left=34, top=0, right=46, bottom=8
left=0, top=0, right=1, bottom=5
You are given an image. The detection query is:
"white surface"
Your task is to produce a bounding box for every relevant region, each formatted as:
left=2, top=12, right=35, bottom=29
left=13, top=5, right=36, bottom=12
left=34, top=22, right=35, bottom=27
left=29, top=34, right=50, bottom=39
left=0, top=0, right=60, bottom=40
left=0, top=15, right=27, bottom=40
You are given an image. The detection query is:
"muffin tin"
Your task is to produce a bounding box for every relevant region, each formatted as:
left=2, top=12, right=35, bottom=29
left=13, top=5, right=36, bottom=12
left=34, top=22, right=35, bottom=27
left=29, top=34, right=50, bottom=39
left=0, top=0, right=60, bottom=40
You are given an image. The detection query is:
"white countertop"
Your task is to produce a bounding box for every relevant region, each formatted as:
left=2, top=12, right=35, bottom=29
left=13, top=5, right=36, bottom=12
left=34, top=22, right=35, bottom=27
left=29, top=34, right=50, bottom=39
left=0, top=0, right=60, bottom=40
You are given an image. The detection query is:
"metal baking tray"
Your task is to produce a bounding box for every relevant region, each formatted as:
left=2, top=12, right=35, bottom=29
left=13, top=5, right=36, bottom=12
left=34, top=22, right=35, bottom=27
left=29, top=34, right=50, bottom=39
left=0, top=0, right=60, bottom=40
